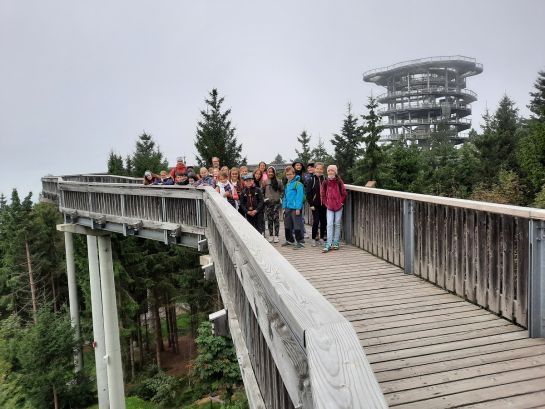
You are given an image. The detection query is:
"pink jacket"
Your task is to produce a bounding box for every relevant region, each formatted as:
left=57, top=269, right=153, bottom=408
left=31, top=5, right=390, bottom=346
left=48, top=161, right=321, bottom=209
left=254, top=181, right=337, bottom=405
left=320, top=177, right=347, bottom=212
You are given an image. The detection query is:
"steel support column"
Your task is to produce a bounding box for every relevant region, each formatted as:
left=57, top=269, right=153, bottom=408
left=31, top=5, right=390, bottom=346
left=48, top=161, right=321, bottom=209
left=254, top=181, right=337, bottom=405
left=64, top=231, right=83, bottom=371
left=97, top=235, right=125, bottom=408
left=403, top=200, right=415, bottom=274
left=529, top=220, right=545, bottom=338
left=87, top=235, right=109, bottom=408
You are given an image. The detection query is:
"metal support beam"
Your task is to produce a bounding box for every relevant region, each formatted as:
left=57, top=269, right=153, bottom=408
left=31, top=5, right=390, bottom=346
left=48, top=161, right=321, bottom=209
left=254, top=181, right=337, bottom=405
left=529, top=220, right=545, bottom=338
left=97, top=235, right=126, bottom=408
left=403, top=200, right=415, bottom=274
left=87, top=235, right=109, bottom=409
left=64, top=231, right=83, bottom=372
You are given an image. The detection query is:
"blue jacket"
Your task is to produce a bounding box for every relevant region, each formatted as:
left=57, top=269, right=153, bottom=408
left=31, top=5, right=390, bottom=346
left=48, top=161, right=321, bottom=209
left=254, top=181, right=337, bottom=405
left=282, top=175, right=304, bottom=210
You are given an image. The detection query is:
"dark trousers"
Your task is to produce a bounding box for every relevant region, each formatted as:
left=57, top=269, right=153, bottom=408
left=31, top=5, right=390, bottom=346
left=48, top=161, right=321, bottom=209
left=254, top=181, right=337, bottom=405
left=311, top=205, right=327, bottom=240
left=247, top=212, right=264, bottom=233
left=284, top=209, right=304, bottom=243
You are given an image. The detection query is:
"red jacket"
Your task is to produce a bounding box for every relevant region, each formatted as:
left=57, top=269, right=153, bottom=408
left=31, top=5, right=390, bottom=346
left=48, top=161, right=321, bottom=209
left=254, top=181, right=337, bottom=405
left=170, top=165, right=187, bottom=179
left=320, top=177, right=347, bottom=212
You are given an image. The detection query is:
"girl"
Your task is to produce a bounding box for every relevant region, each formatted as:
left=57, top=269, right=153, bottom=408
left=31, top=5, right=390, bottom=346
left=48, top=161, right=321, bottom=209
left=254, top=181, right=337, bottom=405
left=253, top=168, right=266, bottom=234
left=215, top=171, right=237, bottom=208
left=258, top=161, right=269, bottom=184
left=321, top=164, right=347, bottom=252
left=143, top=171, right=157, bottom=186
left=307, top=162, right=327, bottom=246
left=229, top=167, right=242, bottom=210
left=263, top=166, right=284, bottom=243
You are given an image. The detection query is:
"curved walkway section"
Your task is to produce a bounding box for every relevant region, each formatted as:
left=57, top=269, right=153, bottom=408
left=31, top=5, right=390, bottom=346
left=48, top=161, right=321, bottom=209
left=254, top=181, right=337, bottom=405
left=278, top=241, right=545, bottom=408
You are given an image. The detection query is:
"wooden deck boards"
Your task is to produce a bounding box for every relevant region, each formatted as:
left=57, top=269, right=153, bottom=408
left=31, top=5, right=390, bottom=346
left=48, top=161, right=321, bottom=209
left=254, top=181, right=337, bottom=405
left=277, top=238, right=545, bottom=408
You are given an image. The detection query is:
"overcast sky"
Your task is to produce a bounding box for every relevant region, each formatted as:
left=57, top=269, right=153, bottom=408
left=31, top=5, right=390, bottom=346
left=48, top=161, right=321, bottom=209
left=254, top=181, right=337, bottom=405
left=1, top=0, right=544, bottom=200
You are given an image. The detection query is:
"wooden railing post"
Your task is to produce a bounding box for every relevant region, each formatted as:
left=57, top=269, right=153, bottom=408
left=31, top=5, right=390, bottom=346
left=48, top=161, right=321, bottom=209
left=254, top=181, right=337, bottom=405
left=403, top=199, right=415, bottom=274
left=343, top=192, right=353, bottom=245
left=529, top=219, right=545, bottom=338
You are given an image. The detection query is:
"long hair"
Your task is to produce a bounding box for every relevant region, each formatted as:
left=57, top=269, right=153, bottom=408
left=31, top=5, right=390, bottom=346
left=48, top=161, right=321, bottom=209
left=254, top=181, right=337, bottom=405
left=267, top=166, right=279, bottom=192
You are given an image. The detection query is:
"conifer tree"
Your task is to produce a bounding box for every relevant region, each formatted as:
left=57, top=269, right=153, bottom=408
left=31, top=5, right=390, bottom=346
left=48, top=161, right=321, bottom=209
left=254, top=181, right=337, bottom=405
left=107, top=151, right=126, bottom=175
left=194, top=89, right=244, bottom=168
left=295, top=130, right=312, bottom=164
left=528, top=69, right=545, bottom=121
left=352, top=97, right=384, bottom=185
left=130, top=133, right=169, bottom=177
left=311, top=137, right=333, bottom=164
left=331, top=103, right=362, bottom=183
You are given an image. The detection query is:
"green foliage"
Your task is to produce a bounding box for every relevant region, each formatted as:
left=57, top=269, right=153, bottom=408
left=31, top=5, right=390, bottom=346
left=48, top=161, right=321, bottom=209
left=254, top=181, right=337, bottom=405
left=131, top=133, right=169, bottom=177
left=86, top=396, right=160, bottom=409
left=379, top=138, right=425, bottom=192
left=295, top=130, right=312, bottom=165
left=352, top=97, right=384, bottom=185
left=517, top=121, right=545, bottom=197
left=471, top=169, right=524, bottom=205
left=194, top=321, right=241, bottom=399
left=195, top=89, right=244, bottom=168
left=107, top=151, right=126, bottom=175
left=272, top=153, right=284, bottom=164
left=129, top=370, right=182, bottom=407
left=331, top=103, right=362, bottom=183
left=311, top=137, right=333, bottom=165
left=528, top=69, right=545, bottom=121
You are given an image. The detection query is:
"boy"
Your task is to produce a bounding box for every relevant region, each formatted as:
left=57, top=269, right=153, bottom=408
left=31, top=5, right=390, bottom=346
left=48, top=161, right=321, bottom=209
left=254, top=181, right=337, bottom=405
left=306, top=162, right=327, bottom=246
left=153, top=170, right=174, bottom=185
left=282, top=166, right=305, bottom=249
left=240, top=173, right=264, bottom=233
left=194, top=167, right=216, bottom=187
left=174, top=172, right=189, bottom=186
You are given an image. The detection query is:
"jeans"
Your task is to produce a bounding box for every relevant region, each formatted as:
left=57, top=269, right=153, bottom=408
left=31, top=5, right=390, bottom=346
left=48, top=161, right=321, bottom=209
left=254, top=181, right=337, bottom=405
left=326, top=208, right=343, bottom=246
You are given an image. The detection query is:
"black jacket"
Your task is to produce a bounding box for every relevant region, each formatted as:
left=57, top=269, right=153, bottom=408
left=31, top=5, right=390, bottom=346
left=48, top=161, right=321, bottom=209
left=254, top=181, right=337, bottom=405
left=306, top=174, right=325, bottom=207
left=240, top=186, right=264, bottom=215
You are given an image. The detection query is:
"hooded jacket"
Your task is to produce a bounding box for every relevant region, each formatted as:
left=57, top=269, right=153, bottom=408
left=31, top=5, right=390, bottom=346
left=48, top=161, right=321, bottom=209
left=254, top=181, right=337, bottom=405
left=282, top=175, right=305, bottom=210
left=320, top=176, right=347, bottom=212
left=306, top=174, right=325, bottom=207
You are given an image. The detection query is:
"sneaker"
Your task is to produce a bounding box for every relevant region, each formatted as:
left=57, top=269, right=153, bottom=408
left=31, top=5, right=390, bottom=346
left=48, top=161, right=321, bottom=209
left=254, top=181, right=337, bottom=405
left=273, top=236, right=279, bottom=243
left=332, top=241, right=340, bottom=250
left=268, top=236, right=274, bottom=243
left=311, top=239, right=317, bottom=247
left=293, top=242, right=305, bottom=249
left=281, top=241, right=294, bottom=247
left=322, top=245, right=331, bottom=253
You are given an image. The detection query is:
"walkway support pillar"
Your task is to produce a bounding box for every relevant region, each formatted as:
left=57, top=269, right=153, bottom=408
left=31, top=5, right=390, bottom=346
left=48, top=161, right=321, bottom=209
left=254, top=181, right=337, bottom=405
left=97, top=235, right=126, bottom=408
left=403, top=200, right=415, bottom=274
left=64, top=231, right=83, bottom=371
left=529, top=219, right=545, bottom=338
left=343, top=192, right=353, bottom=245
left=87, top=235, right=109, bottom=408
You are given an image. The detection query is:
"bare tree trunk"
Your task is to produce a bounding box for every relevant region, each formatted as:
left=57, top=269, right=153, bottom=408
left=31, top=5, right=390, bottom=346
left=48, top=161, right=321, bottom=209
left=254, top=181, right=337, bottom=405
left=50, top=274, right=57, bottom=312
left=136, top=314, right=144, bottom=365
left=52, top=385, right=59, bottom=409
left=171, top=305, right=179, bottom=354
left=165, top=298, right=172, bottom=349
left=25, top=241, right=38, bottom=323
left=152, top=291, right=163, bottom=367
left=144, top=309, right=150, bottom=354
left=129, top=335, right=135, bottom=381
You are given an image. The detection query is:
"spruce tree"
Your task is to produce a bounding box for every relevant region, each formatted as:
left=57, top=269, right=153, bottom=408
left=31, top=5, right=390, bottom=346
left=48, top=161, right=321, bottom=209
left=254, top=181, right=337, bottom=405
left=528, top=69, right=545, bottom=121
left=107, top=151, right=126, bottom=175
left=295, top=130, right=312, bottom=164
left=194, top=89, right=244, bottom=168
left=352, top=97, right=384, bottom=185
left=311, top=137, right=333, bottom=164
left=272, top=153, right=284, bottom=164
left=331, top=103, right=362, bottom=183
left=131, top=132, right=169, bottom=177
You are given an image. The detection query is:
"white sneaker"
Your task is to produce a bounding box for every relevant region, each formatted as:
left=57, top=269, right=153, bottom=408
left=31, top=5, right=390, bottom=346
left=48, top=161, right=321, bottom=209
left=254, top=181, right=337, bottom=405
left=268, top=236, right=274, bottom=242
left=311, top=239, right=317, bottom=247
left=273, top=236, right=279, bottom=243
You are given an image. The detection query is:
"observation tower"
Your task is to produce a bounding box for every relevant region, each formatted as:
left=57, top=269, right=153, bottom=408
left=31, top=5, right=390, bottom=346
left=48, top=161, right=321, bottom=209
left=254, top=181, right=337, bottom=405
left=363, top=56, right=483, bottom=144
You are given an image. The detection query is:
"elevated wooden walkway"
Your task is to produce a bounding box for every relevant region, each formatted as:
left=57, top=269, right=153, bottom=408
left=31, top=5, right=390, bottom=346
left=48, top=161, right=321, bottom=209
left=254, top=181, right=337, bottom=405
left=279, top=240, right=545, bottom=408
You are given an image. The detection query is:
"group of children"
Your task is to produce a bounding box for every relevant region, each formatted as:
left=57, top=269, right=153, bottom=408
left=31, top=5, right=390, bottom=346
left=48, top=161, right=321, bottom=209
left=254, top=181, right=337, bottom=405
left=143, top=157, right=347, bottom=253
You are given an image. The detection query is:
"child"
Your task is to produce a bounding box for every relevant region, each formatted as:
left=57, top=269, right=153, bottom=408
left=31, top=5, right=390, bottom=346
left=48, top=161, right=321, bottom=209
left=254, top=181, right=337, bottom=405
left=187, top=171, right=197, bottom=185
left=170, top=157, right=187, bottom=179
left=194, top=167, right=216, bottom=187
left=215, top=170, right=237, bottom=208
left=143, top=170, right=157, bottom=186
left=230, top=167, right=242, bottom=211
left=153, top=170, right=174, bottom=185
left=264, top=166, right=283, bottom=243
left=304, top=162, right=315, bottom=186
left=321, top=164, right=347, bottom=252
left=258, top=161, right=269, bottom=184
left=174, top=172, right=189, bottom=186
left=240, top=173, right=264, bottom=233
left=282, top=166, right=305, bottom=249
left=306, top=162, right=327, bottom=246
left=239, top=165, right=249, bottom=179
